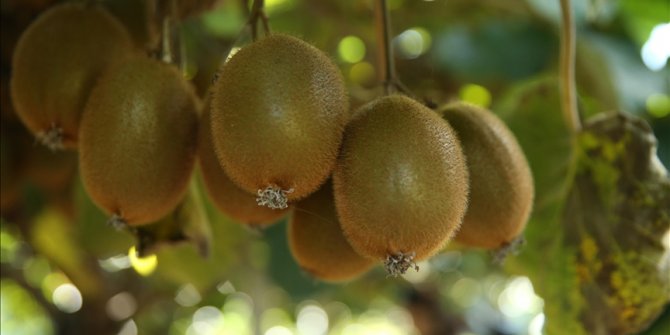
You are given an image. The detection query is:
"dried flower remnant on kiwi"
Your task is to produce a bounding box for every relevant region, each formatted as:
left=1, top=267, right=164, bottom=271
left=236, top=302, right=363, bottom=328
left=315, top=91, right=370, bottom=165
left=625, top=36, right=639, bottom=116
left=256, top=185, right=294, bottom=209
left=107, top=213, right=127, bottom=231
left=37, top=124, right=65, bottom=151
left=491, top=236, right=525, bottom=264
left=385, top=252, right=420, bottom=277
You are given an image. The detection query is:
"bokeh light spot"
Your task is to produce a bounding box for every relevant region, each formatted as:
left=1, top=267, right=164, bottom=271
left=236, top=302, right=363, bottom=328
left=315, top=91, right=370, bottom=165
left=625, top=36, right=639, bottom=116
left=459, top=84, right=492, bottom=108
left=106, top=292, right=137, bottom=321
left=0, top=229, right=19, bottom=263
left=646, top=93, right=670, bottom=118
left=412, top=27, right=432, bottom=52
left=128, top=246, right=157, bottom=277
left=175, top=284, right=202, bottom=307
left=189, top=305, right=226, bottom=335
left=528, top=313, right=546, bottom=335
left=349, top=62, right=375, bottom=86
left=297, top=304, right=328, bottom=335
left=99, top=254, right=131, bottom=272
left=265, top=326, right=294, bottom=335
left=394, top=27, right=431, bottom=59
left=217, top=280, right=236, bottom=295
left=449, top=277, right=481, bottom=308
left=118, top=319, right=138, bottom=335
left=1, top=280, right=54, bottom=335
left=52, top=283, right=82, bottom=313
left=641, top=23, right=670, bottom=71
left=261, top=308, right=294, bottom=333
left=194, top=306, right=224, bottom=324
left=497, top=276, right=544, bottom=317
left=338, top=36, right=366, bottom=63
left=401, top=260, right=431, bottom=283
left=395, top=29, right=424, bottom=59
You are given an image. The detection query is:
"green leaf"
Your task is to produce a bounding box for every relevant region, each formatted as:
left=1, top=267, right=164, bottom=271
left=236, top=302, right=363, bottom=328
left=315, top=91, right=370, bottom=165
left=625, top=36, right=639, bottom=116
left=496, top=76, right=586, bottom=335
left=495, top=76, right=573, bottom=210
left=563, top=112, right=670, bottom=334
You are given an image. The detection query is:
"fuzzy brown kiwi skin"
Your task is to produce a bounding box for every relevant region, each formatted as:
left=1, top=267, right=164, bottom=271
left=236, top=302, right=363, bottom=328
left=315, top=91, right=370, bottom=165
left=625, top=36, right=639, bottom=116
left=199, top=100, right=289, bottom=225
left=80, top=56, right=199, bottom=226
left=439, top=102, right=534, bottom=249
left=333, top=95, right=469, bottom=271
left=211, top=34, right=349, bottom=206
left=10, top=3, right=136, bottom=150
left=289, top=181, right=374, bottom=282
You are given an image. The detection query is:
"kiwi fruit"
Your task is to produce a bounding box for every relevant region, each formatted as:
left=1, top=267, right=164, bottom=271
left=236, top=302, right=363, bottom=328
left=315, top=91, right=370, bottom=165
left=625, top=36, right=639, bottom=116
left=333, top=95, right=469, bottom=276
left=79, top=56, right=199, bottom=227
left=199, top=98, right=289, bottom=226
left=439, top=102, right=534, bottom=249
left=211, top=33, right=349, bottom=209
left=10, top=3, right=135, bottom=150
left=289, top=181, right=374, bottom=282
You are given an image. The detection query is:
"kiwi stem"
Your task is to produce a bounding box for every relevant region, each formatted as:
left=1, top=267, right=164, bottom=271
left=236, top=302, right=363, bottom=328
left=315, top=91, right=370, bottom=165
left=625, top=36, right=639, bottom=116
left=248, top=0, right=270, bottom=41
left=240, top=0, right=251, bottom=17
left=491, top=235, right=525, bottom=265
left=157, top=0, right=181, bottom=66
left=373, top=0, right=414, bottom=97
left=256, top=185, right=293, bottom=209
left=37, top=124, right=65, bottom=151
left=559, top=0, right=582, bottom=133
left=384, top=251, right=419, bottom=277
left=160, top=17, right=172, bottom=63
left=374, top=0, right=394, bottom=94
left=213, top=0, right=268, bottom=82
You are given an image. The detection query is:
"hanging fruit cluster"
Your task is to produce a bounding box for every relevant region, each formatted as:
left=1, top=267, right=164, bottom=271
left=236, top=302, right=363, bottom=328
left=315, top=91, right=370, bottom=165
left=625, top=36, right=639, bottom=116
left=6, top=2, right=535, bottom=282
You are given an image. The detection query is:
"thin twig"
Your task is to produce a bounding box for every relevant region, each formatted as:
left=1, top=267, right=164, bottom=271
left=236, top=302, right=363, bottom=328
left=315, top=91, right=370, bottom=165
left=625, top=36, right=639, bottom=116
left=157, top=0, right=180, bottom=66
left=212, top=0, right=270, bottom=86
left=248, top=0, right=270, bottom=41
left=374, top=0, right=394, bottom=94
left=161, top=17, right=174, bottom=63
left=559, top=0, right=582, bottom=133
left=240, top=0, right=251, bottom=17
left=374, top=0, right=414, bottom=97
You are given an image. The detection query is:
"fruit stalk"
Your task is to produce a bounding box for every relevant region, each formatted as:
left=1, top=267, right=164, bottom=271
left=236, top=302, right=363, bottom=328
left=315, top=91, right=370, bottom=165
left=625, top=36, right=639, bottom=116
left=559, top=0, right=582, bottom=133
left=373, top=0, right=412, bottom=96
left=158, top=0, right=179, bottom=65
left=374, top=0, right=394, bottom=94
left=161, top=17, right=173, bottom=63
left=248, top=0, right=269, bottom=41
